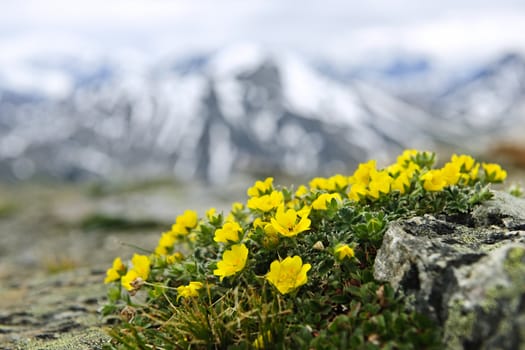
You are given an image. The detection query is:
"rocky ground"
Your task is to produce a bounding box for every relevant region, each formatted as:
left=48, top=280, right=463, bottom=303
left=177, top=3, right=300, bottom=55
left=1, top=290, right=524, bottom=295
left=0, top=179, right=243, bottom=349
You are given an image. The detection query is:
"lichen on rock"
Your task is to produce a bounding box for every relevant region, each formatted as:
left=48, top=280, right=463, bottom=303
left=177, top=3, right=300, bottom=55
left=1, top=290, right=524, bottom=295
left=374, top=191, right=525, bottom=349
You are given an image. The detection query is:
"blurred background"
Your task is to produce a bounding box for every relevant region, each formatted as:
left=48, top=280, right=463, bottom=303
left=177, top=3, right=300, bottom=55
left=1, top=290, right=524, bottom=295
left=1, top=0, right=525, bottom=184
left=1, top=0, right=525, bottom=283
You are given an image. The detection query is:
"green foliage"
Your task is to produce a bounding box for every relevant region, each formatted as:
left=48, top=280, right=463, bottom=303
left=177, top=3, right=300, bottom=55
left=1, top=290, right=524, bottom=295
left=102, top=150, right=508, bottom=349
left=79, top=213, right=167, bottom=231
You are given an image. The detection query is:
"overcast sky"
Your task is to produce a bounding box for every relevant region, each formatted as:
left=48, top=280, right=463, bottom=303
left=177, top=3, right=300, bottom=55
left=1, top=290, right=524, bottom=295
left=1, top=0, right=525, bottom=68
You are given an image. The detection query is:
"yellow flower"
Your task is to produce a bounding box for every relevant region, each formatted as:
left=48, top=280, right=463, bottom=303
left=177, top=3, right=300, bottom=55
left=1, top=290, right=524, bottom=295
left=328, top=174, right=349, bottom=191
left=131, top=254, right=150, bottom=280
left=253, top=217, right=266, bottom=229
left=348, top=182, right=367, bottom=201
left=387, top=163, right=403, bottom=177
left=214, top=221, right=242, bottom=243
left=170, top=223, right=190, bottom=236
left=312, top=193, right=342, bottom=210
left=469, top=163, right=480, bottom=181
left=396, top=149, right=418, bottom=166
left=265, top=256, right=311, bottom=294
left=271, top=205, right=311, bottom=237
left=367, top=171, right=393, bottom=199
left=121, top=269, right=140, bottom=291
left=121, top=255, right=150, bottom=291
left=295, top=185, right=309, bottom=197
left=247, top=190, right=284, bottom=212
left=166, top=252, right=184, bottom=264
left=253, top=331, right=272, bottom=349
left=247, top=177, right=273, bottom=197
left=482, top=163, right=507, bottom=182
left=296, top=205, right=311, bottom=218
left=176, top=281, right=203, bottom=300
left=391, top=172, right=410, bottom=194
left=421, top=170, right=447, bottom=192
left=349, top=160, right=377, bottom=186
left=206, top=207, right=217, bottom=220
left=440, top=162, right=461, bottom=186
left=262, top=223, right=279, bottom=248
left=309, top=177, right=330, bottom=191
left=175, top=210, right=198, bottom=230
left=231, top=202, right=244, bottom=213
left=213, top=244, right=249, bottom=281
left=104, top=257, right=126, bottom=284
left=451, top=154, right=476, bottom=172
left=155, top=232, right=176, bottom=255
left=405, top=162, right=421, bottom=178
left=334, top=244, right=355, bottom=261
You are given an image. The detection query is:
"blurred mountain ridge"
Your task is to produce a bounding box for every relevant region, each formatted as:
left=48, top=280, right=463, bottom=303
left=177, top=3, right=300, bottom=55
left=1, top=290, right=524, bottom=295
left=0, top=45, right=523, bottom=182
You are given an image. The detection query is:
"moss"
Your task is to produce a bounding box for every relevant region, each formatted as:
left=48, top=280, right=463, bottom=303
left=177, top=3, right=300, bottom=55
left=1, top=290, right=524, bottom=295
left=444, top=298, right=476, bottom=350
left=0, top=201, right=17, bottom=218
left=20, top=327, right=111, bottom=350
left=79, top=213, right=167, bottom=231
left=504, top=246, right=525, bottom=277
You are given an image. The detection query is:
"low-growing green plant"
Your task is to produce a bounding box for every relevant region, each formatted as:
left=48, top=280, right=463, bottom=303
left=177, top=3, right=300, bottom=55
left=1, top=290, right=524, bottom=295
left=80, top=213, right=167, bottom=231
left=102, top=150, right=507, bottom=349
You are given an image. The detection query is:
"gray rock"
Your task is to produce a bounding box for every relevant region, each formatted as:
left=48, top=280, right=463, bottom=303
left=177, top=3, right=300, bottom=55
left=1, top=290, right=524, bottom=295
left=374, top=191, right=525, bottom=350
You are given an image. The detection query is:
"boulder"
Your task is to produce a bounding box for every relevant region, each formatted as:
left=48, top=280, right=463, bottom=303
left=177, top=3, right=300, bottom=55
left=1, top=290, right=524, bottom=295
left=374, top=191, right=525, bottom=350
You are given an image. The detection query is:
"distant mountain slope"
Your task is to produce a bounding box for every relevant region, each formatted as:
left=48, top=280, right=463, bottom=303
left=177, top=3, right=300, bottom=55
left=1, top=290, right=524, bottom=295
left=1, top=47, right=523, bottom=181
left=432, top=53, right=525, bottom=130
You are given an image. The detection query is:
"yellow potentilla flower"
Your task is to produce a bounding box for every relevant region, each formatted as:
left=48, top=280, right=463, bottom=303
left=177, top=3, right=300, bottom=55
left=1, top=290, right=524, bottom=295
left=175, top=210, right=198, bottom=230
left=270, top=205, right=311, bottom=237
left=328, top=174, right=349, bottom=191
left=131, top=254, right=150, bottom=280
left=309, top=177, right=330, bottom=191
left=121, top=269, right=140, bottom=291
left=349, top=160, right=377, bottom=186
left=176, top=281, right=203, bottom=300
left=421, top=170, right=447, bottom=192
left=405, top=162, right=421, bottom=178
left=265, top=256, right=311, bottom=295
left=296, top=205, right=311, bottom=218
left=170, top=223, right=189, bottom=236
left=224, top=212, right=235, bottom=223
left=334, top=244, right=355, bottom=261
left=367, top=171, right=393, bottom=199
left=166, top=252, right=184, bottom=264
left=262, top=223, right=279, bottom=248
left=387, top=163, right=403, bottom=177
left=451, top=154, right=476, bottom=172
left=482, top=163, right=507, bottom=182
left=253, top=217, right=266, bottom=229
left=247, top=177, right=273, bottom=197
left=214, top=244, right=249, bottom=281
left=295, top=185, right=309, bottom=197
left=348, top=182, right=368, bottom=201
left=214, top=221, right=242, bottom=243
left=391, top=172, right=410, bottom=194
left=441, top=162, right=461, bottom=186
left=469, top=163, right=480, bottom=181
left=155, top=232, right=176, bottom=255
left=312, top=193, right=342, bottom=210
left=231, top=202, right=244, bottom=212
left=397, top=149, right=419, bottom=166
left=206, top=207, right=217, bottom=220
left=247, top=191, right=284, bottom=212
left=104, top=257, right=126, bottom=284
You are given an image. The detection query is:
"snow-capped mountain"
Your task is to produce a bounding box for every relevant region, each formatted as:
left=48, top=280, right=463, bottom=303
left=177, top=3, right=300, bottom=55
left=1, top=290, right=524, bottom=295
left=431, top=53, right=525, bottom=136
left=0, top=46, right=523, bottom=182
